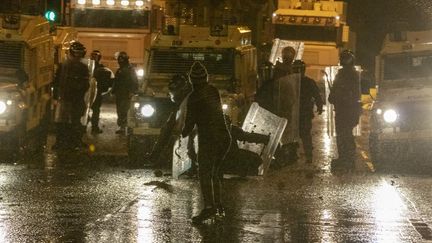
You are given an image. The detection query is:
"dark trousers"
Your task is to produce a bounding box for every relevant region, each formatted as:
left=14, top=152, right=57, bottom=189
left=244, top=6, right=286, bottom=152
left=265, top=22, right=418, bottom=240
left=56, top=111, right=83, bottom=149
left=299, top=116, right=313, bottom=158
left=335, top=116, right=357, bottom=161
left=116, top=96, right=130, bottom=128
left=91, top=94, right=102, bottom=128
left=198, top=143, right=229, bottom=209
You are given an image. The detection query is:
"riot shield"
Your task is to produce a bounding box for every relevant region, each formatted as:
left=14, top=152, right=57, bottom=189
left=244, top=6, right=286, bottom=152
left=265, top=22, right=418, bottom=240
left=324, top=66, right=362, bottom=137
left=273, top=73, right=301, bottom=144
left=80, top=58, right=97, bottom=125
left=238, top=102, right=287, bottom=175
left=269, top=39, right=304, bottom=65
left=172, top=95, right=195, bottom=179
left=172, top=135, right=198, bottom=179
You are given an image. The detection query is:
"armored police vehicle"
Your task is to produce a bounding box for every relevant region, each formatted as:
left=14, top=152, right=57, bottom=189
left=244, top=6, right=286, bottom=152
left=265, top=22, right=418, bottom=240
left=0, top=14, right=54, bottom=159
left=369, top=30, right=432, bottom=165
left=128, top=24, right=258, bottom=162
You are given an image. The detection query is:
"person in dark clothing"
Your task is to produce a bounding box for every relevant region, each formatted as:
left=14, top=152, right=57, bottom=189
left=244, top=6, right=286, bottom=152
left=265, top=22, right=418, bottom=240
left=328, top=50, right=361, bottom=168
left=256, top=46, right=299, bottom=165
left=182, top=61, right=231, bottom=224
left=292, top=60, right=324, bottom=163
left=90, top=50, right=113, bottom=134
left=149, top=74, right=192, bottom=167
left=256, top=46, right=296, bottom=112
left=223, top=115, right=270, bottom=176
left=52, top=41, right=90, bottom=150
left=112, top=51, right=138, bottom=134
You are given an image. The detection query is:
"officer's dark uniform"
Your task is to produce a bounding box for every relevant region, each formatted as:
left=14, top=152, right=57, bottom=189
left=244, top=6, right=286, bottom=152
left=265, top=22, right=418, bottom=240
left=53, top=41, right=89, bottom=149
left=223, top=116, right=269, bottom=176
left=149, top=74, right=192, bottom=167
left=112, top=52, right=138, bottom=134
left=182, top=61, right=231, bottom=223
left=328, top=50, right=361, bottom=167
left=293, top=60, right=324, bottom=163
left=90, top=50, right=112, bottom=134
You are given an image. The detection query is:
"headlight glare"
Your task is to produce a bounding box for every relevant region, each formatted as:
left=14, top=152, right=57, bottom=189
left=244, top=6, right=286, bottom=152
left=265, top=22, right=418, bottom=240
left=222, top=104, right=228, bottom=110
left=0, top=101, right=6, bottom=114
left=383, top=109, right=398, bottom=123
left=140, top=104, right=155, bottom=117
left=136, top=68, right=144, bottom=78
left=134, top=102, right=140, bottom=109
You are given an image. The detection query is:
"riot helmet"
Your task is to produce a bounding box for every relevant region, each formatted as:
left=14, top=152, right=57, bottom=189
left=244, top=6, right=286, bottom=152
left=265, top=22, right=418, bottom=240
left=339, top=50, right=355, bottom=67
left=281, top=46, right=296, bottom=64
left=117, top=51, right=129, bottom=66
left=90, top=50, right=102, bottom=62
left=292, top=60, right=306, bottom=75
left=188, top=61, right=208, bottom=86
left=168, top=73, right=191, bottom=104
left=69, top=41, right=86, bottom=58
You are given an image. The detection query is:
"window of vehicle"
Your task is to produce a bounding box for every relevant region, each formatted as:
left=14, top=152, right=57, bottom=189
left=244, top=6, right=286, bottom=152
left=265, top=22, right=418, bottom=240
left=383, top=53, right=432, bottom=80
left=71, top=9, right=150, bottom=29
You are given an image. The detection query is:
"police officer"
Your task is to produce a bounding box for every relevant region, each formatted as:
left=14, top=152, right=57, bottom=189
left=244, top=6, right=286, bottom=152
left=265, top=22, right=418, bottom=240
left=292, top=60, right=324, bottom=163
left=273, top=46, right=296, bottom=81
left=149, top=74, right=192, bottom=166
left=52, top=41, right=90, bottom=150
left=112, top=51, right=138, bottom=134
left=223, top=115, right=269, bottom=176
left=328, top=50, right=361, bottom=168
left=182, top=61, right=231, bottom=224
left=90, top=50, right=113, bottom=134
left=256, top=46, right=296, bottom=111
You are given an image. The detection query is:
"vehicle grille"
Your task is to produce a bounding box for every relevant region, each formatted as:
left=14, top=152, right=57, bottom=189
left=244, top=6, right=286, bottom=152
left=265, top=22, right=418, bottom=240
left=0, top=42, right=23, bottom=69
left=399, top=102, right=432, bottom=131
left=149, top=49, right=234, bottom=76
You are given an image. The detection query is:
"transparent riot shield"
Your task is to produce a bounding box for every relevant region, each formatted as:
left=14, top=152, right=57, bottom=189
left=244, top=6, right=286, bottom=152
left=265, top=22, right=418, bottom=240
left=269, top=39, right=304, bottom=65
left=324, top=65, right=362, bottom=137
left=80, top=58, right=97, bottom=125
left=238, top=102, right=288, bottom=175
left=172, top=135, right=198, bottom=179
left=172, top=95, right=195, bottom=179
left=274, top=73, right=301, bottom=144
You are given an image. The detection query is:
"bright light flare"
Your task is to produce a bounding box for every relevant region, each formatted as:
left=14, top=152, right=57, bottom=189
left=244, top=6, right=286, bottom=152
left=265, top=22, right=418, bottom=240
left=92, top=0, right=100, bottom=5
left=106, top=0, right=115, bottom=5
left=120, top=0, right=129, bottom=6
left=383, top=109, right=398, bottom=123
left=136, top=68, right=144, bottom=78
left=0, top=101, right=6, bottom=114
left=140, top=104, right=155, bottom=117
left=222, top=104, right=228, bottom=110
left=77, top=0, right=86, bottom=5
left=135, top=0, right=144, bottom=6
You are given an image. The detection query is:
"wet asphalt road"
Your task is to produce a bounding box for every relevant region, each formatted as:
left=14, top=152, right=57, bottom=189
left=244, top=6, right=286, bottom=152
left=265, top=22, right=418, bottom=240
left=0, top=104, right=432, bottom=242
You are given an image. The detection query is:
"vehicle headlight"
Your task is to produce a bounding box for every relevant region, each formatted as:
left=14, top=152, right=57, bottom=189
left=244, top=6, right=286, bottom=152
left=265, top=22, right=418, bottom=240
left=136, top=68, right=144, bottom=78
left=222, top=104, right=229, bottom=111
left=383, top=109, right=398, bottom=123
left=0, top=101, right=6, bottom=114
left=140, top=104, right=155, bottom=117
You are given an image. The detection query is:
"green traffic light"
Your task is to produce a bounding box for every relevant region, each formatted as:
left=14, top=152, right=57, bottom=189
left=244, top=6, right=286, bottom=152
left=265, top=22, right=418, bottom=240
left=44, top=11, right=56, bottom=22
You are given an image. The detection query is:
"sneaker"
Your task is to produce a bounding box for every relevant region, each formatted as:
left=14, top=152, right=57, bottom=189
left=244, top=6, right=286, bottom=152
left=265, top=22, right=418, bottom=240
left=91, top=127, right=103, bottom=134
left=192, top=208, right=216, bottom=224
